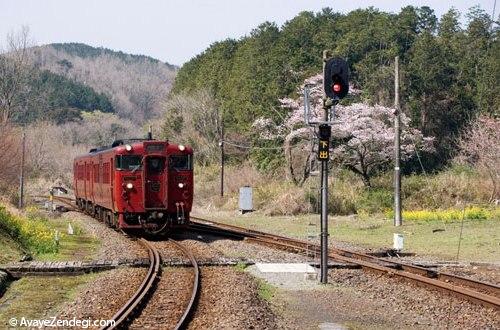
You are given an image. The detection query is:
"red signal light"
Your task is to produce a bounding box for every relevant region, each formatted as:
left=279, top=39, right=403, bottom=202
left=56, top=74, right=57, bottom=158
left=332, top=83, right=341, bottom=93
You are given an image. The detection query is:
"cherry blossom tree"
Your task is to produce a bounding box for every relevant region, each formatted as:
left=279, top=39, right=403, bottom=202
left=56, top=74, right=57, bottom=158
left=456, top=116, right=500, bottom=201
left=253, top=74, right=434, bottom=186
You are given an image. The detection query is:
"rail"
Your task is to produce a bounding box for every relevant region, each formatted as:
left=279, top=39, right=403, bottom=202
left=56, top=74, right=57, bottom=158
left=190, top=216, right=500, bottom=311
left=101, top=238, right=161, bottom=329
left=169, top=239, right=200, bottom=330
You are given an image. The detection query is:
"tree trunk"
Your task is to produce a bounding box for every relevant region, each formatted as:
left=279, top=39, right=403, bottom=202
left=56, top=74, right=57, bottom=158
left=361, top=173, right=372, bottom=187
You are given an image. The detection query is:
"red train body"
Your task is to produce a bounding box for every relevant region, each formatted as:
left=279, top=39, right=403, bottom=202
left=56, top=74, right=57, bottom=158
left=73, top=139, right=193, bottom=231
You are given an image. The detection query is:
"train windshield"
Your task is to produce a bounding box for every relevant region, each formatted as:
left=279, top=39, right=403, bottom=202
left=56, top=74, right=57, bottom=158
left=116, top=155, right=142, bottom=171
left=146, top=156, right=165, bottom=174
left=169, top=155, right=192, bottom=171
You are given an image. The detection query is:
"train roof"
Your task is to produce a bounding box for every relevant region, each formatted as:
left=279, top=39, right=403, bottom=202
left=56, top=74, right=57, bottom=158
left=74, top=138, right=192, bottom=161
left=87, top=139, right=158, bottom=153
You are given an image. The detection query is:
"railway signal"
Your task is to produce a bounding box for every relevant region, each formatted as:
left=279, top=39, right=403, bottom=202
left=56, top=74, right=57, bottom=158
left=303, top=52, right=349, bottom=285
left=324, top=57, right=349, bottom=100
left=303, top=52, right=349, bottom=284
left=317, top=124, right=331, bottom=161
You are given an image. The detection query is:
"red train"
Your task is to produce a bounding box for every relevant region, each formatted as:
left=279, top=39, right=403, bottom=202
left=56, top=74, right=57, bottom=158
left=73, top=138, right=193, bottom=232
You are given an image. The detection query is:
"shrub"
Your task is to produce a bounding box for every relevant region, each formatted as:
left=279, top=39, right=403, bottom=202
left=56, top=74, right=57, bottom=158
left=357, top=188, right=393, bottom=214
left=0, top=205, right=58, bottom=254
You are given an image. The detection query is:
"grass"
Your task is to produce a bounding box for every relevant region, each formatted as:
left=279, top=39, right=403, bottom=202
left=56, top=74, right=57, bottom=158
left=194, top=164, right=497, bottom=216
left=0, top=230, right=23, bottom=264
left=35, top=215, right=99, bottom=262
left=193, top=209, right=500, bottom=263
left=0, top=204, right=100, bottom=263
left=0, top=274, right=96, bottom=326
left=233, top=261, right=249, bottom=272
left=256, top=279, right=276, bottom=302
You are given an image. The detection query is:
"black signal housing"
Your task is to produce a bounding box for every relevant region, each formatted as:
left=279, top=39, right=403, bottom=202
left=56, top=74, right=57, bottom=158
left=324, top=57, right=349, bottom=100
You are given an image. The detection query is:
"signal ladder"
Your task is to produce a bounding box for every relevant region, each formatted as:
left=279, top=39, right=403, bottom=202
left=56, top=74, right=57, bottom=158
left=305, top=130, right=321, bottom=279
left=306, top=151, right=321, bottom=279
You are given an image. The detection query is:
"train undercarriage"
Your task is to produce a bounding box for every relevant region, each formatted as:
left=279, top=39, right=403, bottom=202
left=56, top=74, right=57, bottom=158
left=76, top=198, right=189, bottom=234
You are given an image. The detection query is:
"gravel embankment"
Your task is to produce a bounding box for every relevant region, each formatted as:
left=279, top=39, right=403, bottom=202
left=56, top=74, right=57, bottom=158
left=60, top=212, right=147, bottom=260
left=57, top=268, right=147, bottom=326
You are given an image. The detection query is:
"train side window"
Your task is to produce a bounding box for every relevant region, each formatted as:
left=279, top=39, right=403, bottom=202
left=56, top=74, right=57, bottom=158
left=115, top=155, right=142, bottom=171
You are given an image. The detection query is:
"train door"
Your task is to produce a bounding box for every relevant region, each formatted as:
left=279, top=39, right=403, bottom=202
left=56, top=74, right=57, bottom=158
left=110, top=156, right=115, bottom=212
left=90, top=161, right=95, bottom=204
left=84, top=162, right=88, bottom=199
left=144, top=156, right=167, bottom=209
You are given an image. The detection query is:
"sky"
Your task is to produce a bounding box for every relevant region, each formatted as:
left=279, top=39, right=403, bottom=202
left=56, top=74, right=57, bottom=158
left=0, top=0, right=496, bottom=66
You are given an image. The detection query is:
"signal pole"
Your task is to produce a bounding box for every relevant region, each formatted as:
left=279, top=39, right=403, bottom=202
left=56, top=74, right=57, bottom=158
left=319, top=125, right=330, bottom=284
left=394, top=56, right=402, bottom=226
left=320, top=50, right=331, bottom=284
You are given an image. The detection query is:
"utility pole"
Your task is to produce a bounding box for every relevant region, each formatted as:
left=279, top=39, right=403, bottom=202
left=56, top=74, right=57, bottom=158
left=219, top=115, right=225, bottom=197
left=18, top=131, right=26, bottom=209
left=394, top=56, right=402, bottom=227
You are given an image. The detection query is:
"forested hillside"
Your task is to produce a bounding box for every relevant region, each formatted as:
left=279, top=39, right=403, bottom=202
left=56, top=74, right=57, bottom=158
left=12, top=69, right=113, bottom=124
left=172, top=6, right=499, bottom=169
left=30, top=43, right=177, bottom=122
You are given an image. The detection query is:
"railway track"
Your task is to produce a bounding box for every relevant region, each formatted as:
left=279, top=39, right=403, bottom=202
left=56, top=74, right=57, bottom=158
left=49, top=196, right=200, bottom=329
left=189, top=216, right=500, bottom=311
left=168, top=239, right=200, bottom=330
left=98, top=239, right=199, bottom=329
left=101, top=238, right=160, bottom=330
left=48, top=195, right=499, bottom=310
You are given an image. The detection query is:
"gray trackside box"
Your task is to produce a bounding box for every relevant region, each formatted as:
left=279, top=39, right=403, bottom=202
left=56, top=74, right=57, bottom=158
left=239, top=186, right=253, bottom=213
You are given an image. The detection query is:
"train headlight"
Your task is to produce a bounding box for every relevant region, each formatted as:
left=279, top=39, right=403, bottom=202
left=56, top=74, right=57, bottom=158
left=126, top=182, right=134, bottom=189
left=179, top=145, right=185, bottom=151
left=178, top=183, right=184, bottom=188
left=125, top=144, right=132, bottom=151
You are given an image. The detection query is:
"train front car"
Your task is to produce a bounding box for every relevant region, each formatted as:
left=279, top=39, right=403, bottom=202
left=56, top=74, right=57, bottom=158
left=74, top=138, right=193, bottom=234
left=116, top=140, right=193, bottom=232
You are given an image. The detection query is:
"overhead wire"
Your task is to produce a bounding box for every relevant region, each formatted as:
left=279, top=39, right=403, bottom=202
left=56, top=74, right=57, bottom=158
left=221, top=140, right=284, bottom=150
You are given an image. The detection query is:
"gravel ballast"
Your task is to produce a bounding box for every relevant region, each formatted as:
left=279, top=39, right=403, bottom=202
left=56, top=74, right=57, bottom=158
left=258, top=268, right=499, bottom=329
left=129, top=267, right=194, bottom=329
left=60, top=212, right=147, bottom=260
left=174, top=231, right=312, bottom=263
left=57, top=268, right=147, bottom=325
left=187, top=267, right=277, bottom=330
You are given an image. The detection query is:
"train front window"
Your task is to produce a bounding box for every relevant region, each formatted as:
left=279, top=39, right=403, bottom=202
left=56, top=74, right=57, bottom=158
left=146, top=157, right=165, bottom=174
left=116, top=155, right=142, bottom=171
left=169, top=155, right=192, bottom=171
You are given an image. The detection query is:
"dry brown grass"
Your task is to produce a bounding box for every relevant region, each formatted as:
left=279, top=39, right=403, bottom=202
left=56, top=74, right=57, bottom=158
left=194, top=162, right=496, bottom=216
